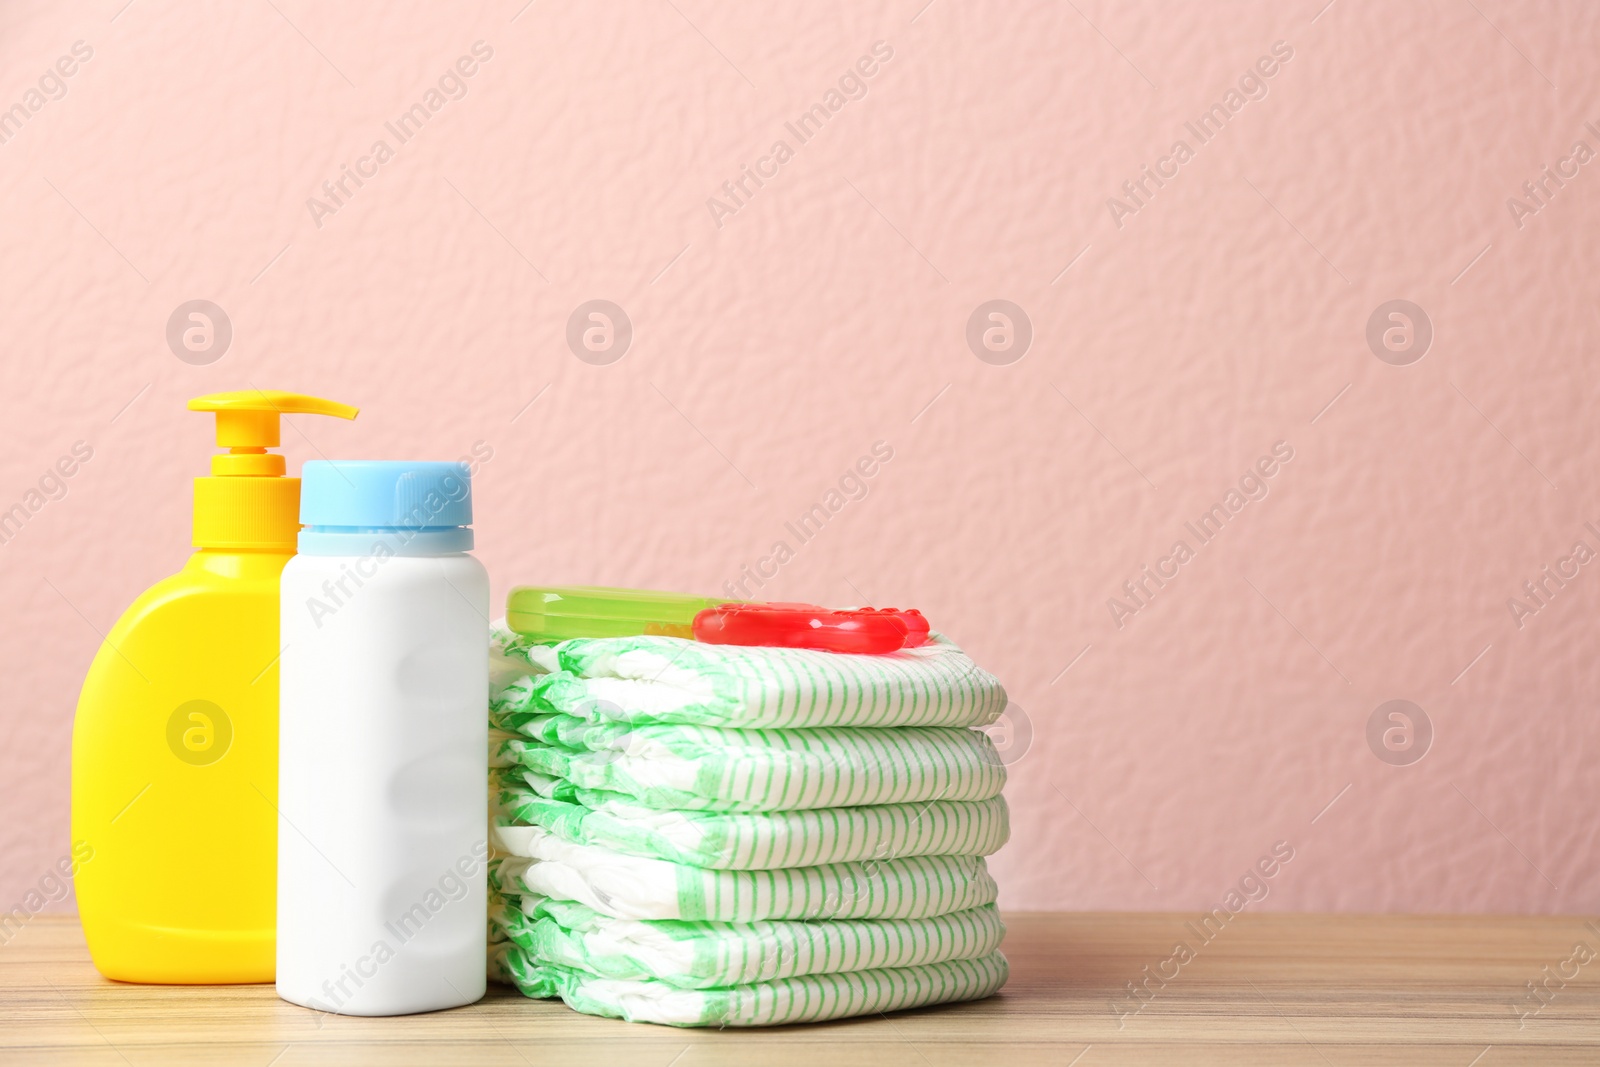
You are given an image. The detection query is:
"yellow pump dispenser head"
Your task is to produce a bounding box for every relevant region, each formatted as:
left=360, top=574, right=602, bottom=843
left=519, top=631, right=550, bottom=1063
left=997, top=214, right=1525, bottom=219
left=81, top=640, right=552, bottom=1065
left=187, top=391, right=358, bottom=550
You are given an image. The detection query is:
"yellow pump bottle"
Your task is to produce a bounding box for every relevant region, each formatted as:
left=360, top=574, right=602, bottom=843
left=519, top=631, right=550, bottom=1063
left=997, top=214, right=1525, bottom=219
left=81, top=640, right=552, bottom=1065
left=71, top=391, right=357, bottom=983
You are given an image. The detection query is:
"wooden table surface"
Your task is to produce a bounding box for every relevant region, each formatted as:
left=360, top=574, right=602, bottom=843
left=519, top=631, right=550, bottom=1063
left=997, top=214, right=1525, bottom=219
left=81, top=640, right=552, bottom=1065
left=3, top=913, right=1598, bottom=1065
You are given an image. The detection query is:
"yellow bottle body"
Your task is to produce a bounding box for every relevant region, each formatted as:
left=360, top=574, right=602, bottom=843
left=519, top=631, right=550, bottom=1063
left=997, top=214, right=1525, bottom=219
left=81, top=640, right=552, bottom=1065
left=72, top=548, right=288, bottom=983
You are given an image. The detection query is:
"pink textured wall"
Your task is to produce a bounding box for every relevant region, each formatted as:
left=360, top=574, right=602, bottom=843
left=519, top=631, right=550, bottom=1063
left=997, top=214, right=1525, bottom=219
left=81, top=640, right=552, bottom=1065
left=2, top=0, right=1598, bottom=917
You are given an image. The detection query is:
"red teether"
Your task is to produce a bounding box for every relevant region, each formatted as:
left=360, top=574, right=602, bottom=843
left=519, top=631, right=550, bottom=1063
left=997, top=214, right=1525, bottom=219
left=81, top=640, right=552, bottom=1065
left=693, top=602, right=918, bottom=654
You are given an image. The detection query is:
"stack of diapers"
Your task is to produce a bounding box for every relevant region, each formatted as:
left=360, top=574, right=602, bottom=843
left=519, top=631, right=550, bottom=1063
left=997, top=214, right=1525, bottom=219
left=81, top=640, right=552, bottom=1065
left=485, top=625, right=1012, bottom=1027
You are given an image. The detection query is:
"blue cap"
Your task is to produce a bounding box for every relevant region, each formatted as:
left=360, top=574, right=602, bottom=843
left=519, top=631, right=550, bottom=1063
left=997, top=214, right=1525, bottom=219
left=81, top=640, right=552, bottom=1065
left=298, top=460, right=474, bottom=555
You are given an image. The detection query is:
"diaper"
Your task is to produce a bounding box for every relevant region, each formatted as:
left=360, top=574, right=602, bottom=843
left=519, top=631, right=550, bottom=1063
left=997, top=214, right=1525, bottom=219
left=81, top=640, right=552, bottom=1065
left=486, top=623, right=1012, bottom=1024
left=493, top=777, right=1009, bottom=868
left=489, top=717, right=1005, bottom=811
left=487, top=829, right=998, bottom=922
left=490, top=627, right=1007, bottom=730
left=488, top=894, right=1005, bottom=988
left=489, top=942, right=1009, bottom=1027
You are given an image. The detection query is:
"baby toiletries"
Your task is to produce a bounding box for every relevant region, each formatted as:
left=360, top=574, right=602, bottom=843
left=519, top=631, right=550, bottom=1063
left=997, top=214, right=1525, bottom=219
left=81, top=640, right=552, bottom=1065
left=72, top=391, right=358, bottom=983
left=277, top=461, right=489, bottom=1016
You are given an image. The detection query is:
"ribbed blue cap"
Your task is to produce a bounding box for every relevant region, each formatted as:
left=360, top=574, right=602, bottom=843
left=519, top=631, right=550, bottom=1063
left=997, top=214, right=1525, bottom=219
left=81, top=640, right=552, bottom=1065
left=298, top=461, right=473, bottom=554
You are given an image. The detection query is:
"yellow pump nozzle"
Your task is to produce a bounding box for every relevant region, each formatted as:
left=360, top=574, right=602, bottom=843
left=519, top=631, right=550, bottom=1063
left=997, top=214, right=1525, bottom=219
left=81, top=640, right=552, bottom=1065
left=187, top=391, right=359, bottom=549
left=189, top=390, right=359, bottom=447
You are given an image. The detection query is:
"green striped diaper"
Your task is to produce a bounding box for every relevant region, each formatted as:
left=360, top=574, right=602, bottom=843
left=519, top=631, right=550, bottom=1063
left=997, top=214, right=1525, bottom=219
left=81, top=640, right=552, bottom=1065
left=488, top=894, right=1005, bottom=988
left=489, top=942, right=1009, bottom=1027
left=492, top=625, right=558, bottom=673
left=490, top=627, right=1007, bottom=730
left=493, top=776, right=1009, bottom=868
left=488, top=830, right=998, bottom=922
left=485, top=622, right=1012, bottom=1026
left=488, top=717, right=1005, bottom=811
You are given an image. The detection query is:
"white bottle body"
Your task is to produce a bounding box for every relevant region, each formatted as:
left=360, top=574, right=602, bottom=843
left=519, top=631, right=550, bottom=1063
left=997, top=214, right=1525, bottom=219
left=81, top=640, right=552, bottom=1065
left=277, top=550, right=489, bottom=1016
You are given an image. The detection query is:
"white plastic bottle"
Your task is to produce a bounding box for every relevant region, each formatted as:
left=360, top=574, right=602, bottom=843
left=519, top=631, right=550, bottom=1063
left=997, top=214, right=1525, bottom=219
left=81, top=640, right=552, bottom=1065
left=277, top=461, right=489, bottom=1016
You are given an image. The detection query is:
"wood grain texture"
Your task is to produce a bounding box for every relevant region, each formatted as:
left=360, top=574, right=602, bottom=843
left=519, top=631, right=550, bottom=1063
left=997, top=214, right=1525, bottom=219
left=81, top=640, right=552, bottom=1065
left=4, top=912, right=1598, bottom=1066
